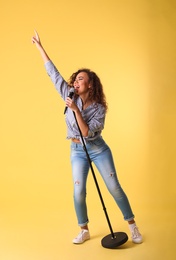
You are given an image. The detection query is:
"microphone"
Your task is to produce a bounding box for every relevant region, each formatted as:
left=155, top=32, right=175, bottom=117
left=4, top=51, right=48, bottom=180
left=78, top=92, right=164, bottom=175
left=64, top=87, right=75, bottom=114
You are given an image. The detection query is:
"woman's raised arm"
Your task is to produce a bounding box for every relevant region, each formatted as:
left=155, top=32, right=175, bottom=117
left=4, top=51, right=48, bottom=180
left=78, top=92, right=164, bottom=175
left=32, top=30, right=50, bottom=64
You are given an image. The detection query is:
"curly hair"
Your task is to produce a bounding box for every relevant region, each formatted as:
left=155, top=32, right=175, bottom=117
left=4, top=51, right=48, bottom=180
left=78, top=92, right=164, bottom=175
left=67, top=68, right=108, bottom=112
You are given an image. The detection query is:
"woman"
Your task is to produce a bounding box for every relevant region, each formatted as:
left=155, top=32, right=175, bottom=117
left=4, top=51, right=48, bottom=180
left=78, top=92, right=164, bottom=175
left=32, top=31, right=143, bottom=244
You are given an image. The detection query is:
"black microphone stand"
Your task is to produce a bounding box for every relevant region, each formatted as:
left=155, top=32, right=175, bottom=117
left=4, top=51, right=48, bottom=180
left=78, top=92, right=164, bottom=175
left=72, top=111, right=128, bottom=249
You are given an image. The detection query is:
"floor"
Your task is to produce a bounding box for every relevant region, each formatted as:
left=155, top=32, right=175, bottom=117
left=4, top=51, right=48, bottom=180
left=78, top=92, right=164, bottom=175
left=0, top=191, right=175, bottom=260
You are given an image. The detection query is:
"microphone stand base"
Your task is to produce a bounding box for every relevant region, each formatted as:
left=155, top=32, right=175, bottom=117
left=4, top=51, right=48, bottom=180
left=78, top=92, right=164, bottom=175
left=101, top=232, right=128, bottom=249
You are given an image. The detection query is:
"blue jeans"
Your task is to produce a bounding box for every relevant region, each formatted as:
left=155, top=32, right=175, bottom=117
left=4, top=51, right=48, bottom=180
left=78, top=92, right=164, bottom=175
left=70, top=136, right=134, bottom=227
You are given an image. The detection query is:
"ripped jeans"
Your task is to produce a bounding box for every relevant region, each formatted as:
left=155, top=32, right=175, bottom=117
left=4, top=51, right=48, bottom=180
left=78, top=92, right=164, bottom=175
left=70, top=136, right=134, bottom=227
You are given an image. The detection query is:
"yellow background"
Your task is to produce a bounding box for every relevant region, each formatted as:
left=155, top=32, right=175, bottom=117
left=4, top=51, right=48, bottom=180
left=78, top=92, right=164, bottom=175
left=0, top=0, right=176, bottom=259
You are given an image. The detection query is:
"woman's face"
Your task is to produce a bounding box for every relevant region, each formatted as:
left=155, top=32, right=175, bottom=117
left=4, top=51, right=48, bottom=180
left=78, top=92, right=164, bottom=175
left=73, top=72, right=91, bottom=95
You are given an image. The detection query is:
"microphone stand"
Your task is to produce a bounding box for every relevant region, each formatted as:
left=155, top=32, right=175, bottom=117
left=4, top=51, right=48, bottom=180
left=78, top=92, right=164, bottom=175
left=72, top=111, right=128, bottom=249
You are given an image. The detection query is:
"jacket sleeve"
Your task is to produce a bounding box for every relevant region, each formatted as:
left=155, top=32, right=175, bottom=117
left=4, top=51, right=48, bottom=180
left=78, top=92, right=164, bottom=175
left=85, top=105, right=105, bottom=138
left=44, top=60, right=69, bottom=100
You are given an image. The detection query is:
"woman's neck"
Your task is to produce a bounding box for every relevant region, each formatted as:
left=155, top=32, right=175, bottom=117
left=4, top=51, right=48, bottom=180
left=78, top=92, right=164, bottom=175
left=80, top=95, right=92, bottom=110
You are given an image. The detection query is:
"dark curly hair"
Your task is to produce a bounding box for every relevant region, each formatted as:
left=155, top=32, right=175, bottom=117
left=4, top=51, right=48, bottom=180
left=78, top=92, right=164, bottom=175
left=67, top=68, right=108, bottom=112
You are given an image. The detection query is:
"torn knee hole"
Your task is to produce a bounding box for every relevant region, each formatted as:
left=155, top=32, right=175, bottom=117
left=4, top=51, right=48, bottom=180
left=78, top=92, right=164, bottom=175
left=75, top=180, right=80, bottom=185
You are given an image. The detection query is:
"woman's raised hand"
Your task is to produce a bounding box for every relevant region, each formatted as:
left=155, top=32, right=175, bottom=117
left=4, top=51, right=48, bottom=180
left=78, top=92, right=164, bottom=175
left=32, top=30, right=50, bottom=63
left=32, top=30, right=42, bottom=48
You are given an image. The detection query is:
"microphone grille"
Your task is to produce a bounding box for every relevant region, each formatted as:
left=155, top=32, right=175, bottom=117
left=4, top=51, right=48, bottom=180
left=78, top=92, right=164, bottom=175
left=69, top=87, right=75, bottom=93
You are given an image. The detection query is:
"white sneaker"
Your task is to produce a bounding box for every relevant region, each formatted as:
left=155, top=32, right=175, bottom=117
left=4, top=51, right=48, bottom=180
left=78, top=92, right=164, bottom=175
left=72, top=229, right=90, bottom=244
left=131, top=226, right=143, bottom=244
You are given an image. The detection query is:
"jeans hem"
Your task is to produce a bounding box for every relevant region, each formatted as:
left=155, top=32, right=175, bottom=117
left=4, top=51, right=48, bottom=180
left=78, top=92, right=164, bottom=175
left=78, top=220, right=89, bottom=227
left=124, top=216, right=135, bottom=222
